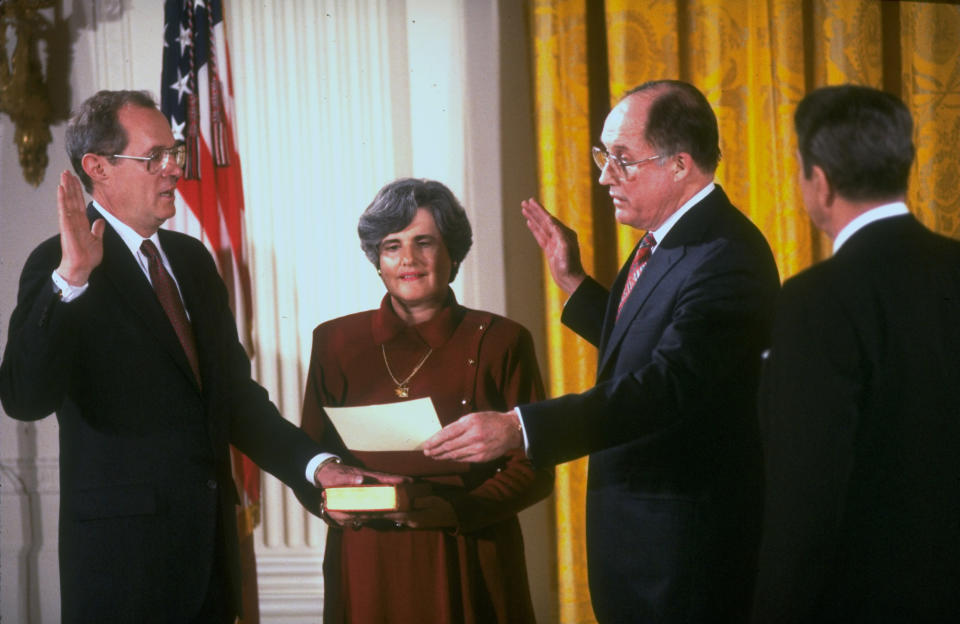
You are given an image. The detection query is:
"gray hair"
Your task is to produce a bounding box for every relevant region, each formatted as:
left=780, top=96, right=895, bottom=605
left=623, top=80, right=721, bottom=173
left=65, top=90, right=158, bottom=192
left=358, top=178, right=473, bottom=282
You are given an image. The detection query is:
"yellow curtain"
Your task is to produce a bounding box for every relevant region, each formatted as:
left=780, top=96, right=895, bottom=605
left=529, top=2, right=603, bottom=620
left=529, top=1, right=960, bottom=621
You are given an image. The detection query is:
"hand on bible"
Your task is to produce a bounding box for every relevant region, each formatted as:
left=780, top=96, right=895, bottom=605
left=314, top=461, right=409, bottom=489
left=422, top=410, right=524, bottom=463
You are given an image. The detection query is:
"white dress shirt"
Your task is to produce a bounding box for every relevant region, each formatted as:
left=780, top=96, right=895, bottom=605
left=50, top=201, right=334, bottom=484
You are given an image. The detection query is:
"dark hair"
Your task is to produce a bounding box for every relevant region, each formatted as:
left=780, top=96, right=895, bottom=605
left=65, top=90, right=158, bottom=192
left=358, top=178, right=473, bottom=282
left=624, top=80, right=721, bottom=172
left=794, top=85, right=914, bottom=201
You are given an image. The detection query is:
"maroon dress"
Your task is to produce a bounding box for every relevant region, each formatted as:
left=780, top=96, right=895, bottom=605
left=300, top=293, right=552, bottom=623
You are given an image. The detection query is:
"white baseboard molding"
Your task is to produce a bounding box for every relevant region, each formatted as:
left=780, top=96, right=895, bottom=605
left=255, top=549, right=325, bottom=623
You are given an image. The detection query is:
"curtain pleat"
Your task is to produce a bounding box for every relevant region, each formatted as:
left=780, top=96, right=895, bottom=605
left=901, top=4, right=960, bottom=238
left=529, top=0, right=597, bottom=618
left=530, top=2, right=960, bottom=621
left=529, top=1, right=601, bottom=621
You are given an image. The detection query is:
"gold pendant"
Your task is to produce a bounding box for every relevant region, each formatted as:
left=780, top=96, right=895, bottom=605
left=382, top=344, right=431, bottom=400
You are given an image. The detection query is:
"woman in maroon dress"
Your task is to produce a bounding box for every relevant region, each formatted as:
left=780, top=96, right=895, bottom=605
left=298, top=178, right=553, bottom=623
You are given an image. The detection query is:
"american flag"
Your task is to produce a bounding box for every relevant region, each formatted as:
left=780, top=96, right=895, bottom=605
left=160, top=0, right=261, bottom=537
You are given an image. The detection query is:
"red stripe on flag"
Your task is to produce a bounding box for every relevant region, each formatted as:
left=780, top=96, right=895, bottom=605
left=177, top=124, right=246, bottom=271
left=163, top=2, right=260, bottom=526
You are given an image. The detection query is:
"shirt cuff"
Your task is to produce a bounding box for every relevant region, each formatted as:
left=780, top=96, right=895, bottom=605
left=513, top=406, right=531, bottom=455
left=51, top=270, right=89, bottom=302
left=305, top=452, right=341, bottom=486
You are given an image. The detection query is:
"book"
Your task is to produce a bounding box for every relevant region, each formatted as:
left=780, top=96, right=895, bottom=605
left=323, top=482, right=432, bottom=512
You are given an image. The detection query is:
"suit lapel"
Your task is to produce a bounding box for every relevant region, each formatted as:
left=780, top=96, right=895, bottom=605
left=599, top=248, right=634, bottom=353
left=598, top=243, right=685, bottom=377
left=595, top=186, right=726, bottom=379
left=90, top=206, right=201, bottom=391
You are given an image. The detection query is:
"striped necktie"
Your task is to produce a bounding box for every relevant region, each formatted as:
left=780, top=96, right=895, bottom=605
left=617, top=232, right=656, bottom=319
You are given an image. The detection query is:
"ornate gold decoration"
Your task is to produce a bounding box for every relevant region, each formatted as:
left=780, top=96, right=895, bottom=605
left=0, top=0, right=55, bottom=187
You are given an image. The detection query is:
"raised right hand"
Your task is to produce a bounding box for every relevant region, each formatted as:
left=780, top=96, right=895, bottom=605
left=56, top=170, right=105, bottom=286
left=521, top=197, right=587, bottom=294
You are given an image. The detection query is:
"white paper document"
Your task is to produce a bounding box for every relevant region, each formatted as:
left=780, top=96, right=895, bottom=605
left=324, top=397, right=442, bottom=451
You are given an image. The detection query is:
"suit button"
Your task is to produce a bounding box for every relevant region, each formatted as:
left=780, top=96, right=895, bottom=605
left=206, top=479, right=218, bottom=490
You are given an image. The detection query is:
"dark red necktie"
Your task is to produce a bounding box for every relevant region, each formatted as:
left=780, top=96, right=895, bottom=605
left=140, top=240, right=202, bottom=385
left=617, top=232, right=656, bottom=319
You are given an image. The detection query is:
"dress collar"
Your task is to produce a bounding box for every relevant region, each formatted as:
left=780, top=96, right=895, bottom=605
left=371, top=289, right=464, bottom=348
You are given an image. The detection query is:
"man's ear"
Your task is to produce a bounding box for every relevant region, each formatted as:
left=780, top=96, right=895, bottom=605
left=671, top=153, right=691, bottom=182
left=81, top=153, right=109, bottom=186
left=811, top=164, right=835, bottom=208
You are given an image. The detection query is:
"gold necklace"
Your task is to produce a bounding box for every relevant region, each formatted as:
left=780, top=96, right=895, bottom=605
left=381, top=344, right=433, bottom=398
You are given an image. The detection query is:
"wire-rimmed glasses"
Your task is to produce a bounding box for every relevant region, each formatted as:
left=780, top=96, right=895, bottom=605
left=111, top=142, right=186, bottom=174
left=592, top=146, right=661, bottom=178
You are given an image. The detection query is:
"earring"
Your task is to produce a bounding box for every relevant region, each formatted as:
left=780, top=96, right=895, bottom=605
left=377, top=268, right=382, bottom=276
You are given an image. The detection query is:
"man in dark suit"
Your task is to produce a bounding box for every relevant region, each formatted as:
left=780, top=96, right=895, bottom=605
left=425, top=80, right=780, bottom=622
left=0, top=90, right=393, bottom=623
left=752, top=85, right=960, bottom=622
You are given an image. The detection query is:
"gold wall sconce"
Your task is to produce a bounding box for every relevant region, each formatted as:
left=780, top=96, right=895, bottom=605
left=1, top=0, right=55, bottom=187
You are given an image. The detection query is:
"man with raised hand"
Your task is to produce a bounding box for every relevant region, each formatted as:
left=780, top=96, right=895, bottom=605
left=0, top=90, right=396, bottom=623
left=425, top=80, right=779, bottom=623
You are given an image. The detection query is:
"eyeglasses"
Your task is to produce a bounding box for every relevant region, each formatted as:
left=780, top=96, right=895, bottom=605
left=111, top=143, right=186, bottom=174
left=592, top=146, right=662, bottom=178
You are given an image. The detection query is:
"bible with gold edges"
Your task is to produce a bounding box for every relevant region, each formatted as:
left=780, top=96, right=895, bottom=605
left=323, top=482, right=432, bottom=512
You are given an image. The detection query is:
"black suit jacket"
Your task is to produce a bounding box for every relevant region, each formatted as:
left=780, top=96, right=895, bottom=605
left=520, top=186, right=779, bottom=623
left=753, top=214, right=960, bottom=622
left=0, top=206, right=324, bottom=622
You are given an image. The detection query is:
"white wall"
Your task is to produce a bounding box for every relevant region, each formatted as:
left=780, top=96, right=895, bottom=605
left=1, top=4, right=123, bottom=622
left=0, top=1, right=552, bottom=622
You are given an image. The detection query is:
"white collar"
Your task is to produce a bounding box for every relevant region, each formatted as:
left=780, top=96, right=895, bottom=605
left=648, top=181, right=715, bottom=248
left=91, top=200, right=163, bottom=255
left=833, top=201, right=910, bottom=253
